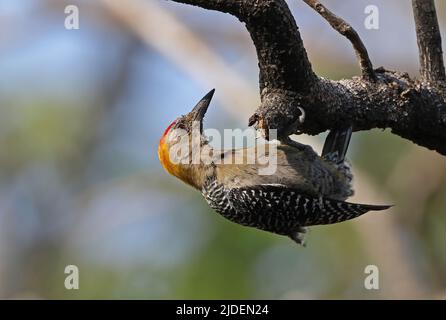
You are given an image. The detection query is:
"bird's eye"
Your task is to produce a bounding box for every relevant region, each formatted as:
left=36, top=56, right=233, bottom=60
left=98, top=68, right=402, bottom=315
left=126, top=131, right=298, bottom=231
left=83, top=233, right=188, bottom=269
left=176, top=122, right=186, bottom=130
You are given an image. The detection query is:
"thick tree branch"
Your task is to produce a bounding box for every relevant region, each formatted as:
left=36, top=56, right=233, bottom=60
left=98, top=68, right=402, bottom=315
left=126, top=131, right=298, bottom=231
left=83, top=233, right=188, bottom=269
left=168, top=0, right=446, bottom=155
left=302, top=0, right=376, bottom=82
left=412, top=0, right=446, bottom=82
left=304, top=69, right=446, bottom=154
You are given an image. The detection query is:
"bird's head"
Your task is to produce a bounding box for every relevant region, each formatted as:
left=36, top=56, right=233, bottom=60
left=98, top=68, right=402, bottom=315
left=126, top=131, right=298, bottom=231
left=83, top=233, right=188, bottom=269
left=158, top=89, right=214, bottom=185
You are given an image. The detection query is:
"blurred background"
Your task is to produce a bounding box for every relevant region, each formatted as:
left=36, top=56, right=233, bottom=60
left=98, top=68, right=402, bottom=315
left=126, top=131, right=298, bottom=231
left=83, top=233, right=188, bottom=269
left=0, top=0, right=446, bottom=299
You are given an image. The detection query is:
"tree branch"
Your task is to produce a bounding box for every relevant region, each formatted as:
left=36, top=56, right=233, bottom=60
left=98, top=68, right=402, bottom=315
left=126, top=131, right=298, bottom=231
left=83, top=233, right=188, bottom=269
left=302, top=0, right=376, bottom=82
left=168, top=0, right=446, bottom=155
left=412, top=0, right=446, bottom=82
left=170, top=0, right=316, bottom=95
left=303, top=69, right=446, bottom=154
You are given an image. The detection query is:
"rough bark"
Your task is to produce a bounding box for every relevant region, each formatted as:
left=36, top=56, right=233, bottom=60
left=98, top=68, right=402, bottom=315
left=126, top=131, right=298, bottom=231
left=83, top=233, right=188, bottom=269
left=412, top=0, right=446, bottom=83
left=169, top=0, right=446, bottom=155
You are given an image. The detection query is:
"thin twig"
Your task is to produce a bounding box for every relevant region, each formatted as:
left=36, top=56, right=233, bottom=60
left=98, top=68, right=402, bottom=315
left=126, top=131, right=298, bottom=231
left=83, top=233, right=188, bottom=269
left=412, top=0, right=446, bottom=82
left=302, top=0, right=376, bottom=82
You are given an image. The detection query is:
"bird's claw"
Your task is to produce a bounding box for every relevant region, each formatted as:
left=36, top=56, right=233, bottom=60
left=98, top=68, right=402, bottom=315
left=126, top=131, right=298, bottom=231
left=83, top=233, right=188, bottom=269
left=290, top=229, right=308, bottom=246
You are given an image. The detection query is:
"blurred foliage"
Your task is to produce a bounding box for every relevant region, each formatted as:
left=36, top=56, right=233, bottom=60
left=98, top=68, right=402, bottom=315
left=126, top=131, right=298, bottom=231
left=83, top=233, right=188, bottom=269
left=0, top=0, right=445, bottom=299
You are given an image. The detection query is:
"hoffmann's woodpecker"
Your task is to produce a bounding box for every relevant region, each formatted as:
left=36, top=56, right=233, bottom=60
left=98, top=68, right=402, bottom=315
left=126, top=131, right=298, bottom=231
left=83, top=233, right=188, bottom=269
left=158, top=90, right=391, bottom=245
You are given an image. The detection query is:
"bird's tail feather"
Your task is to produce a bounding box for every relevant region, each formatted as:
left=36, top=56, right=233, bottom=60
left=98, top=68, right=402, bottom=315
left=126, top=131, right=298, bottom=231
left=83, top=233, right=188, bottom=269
left=322, top=126, right=352, bottom=164
left=311, top=198, right=392, bottom=226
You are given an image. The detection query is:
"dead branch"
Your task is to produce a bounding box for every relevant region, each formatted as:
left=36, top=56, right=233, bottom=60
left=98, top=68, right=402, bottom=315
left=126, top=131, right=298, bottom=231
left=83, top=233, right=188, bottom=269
left=302, top=0, right=376, bottom=82
left=412, top=0, right=446, bottom=83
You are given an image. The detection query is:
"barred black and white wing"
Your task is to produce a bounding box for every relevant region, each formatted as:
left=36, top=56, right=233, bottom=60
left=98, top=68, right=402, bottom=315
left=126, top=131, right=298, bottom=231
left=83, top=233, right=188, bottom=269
left=227, top=184, right=390, bottom=229
left=202, top=178, right=391, bottom=245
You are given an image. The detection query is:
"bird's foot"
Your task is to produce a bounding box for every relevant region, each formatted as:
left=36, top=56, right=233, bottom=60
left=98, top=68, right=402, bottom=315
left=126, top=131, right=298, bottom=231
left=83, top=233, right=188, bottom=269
left=281, top=137, right=314, bottom=154
left=289, top=227, right=308, bottom=246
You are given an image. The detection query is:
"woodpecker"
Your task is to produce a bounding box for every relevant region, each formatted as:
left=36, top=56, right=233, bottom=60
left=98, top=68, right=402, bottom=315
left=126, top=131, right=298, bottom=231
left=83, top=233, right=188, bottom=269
left=158, top=89, right=391, bottom=245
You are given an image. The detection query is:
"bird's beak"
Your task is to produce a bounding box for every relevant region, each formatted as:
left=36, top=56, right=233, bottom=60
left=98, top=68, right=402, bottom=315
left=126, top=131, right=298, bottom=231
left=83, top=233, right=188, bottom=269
left=190, top=89, right=215, bottom=123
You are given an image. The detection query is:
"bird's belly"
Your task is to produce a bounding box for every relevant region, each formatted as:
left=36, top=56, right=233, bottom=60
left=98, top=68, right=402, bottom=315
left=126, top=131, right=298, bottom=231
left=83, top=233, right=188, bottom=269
left=202, top=190, right=302, bottom=236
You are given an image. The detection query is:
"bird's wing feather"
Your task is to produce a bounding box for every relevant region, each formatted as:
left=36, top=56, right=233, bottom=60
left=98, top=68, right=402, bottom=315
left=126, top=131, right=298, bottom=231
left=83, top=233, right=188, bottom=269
left=228, top=184, right=391, bottom=226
